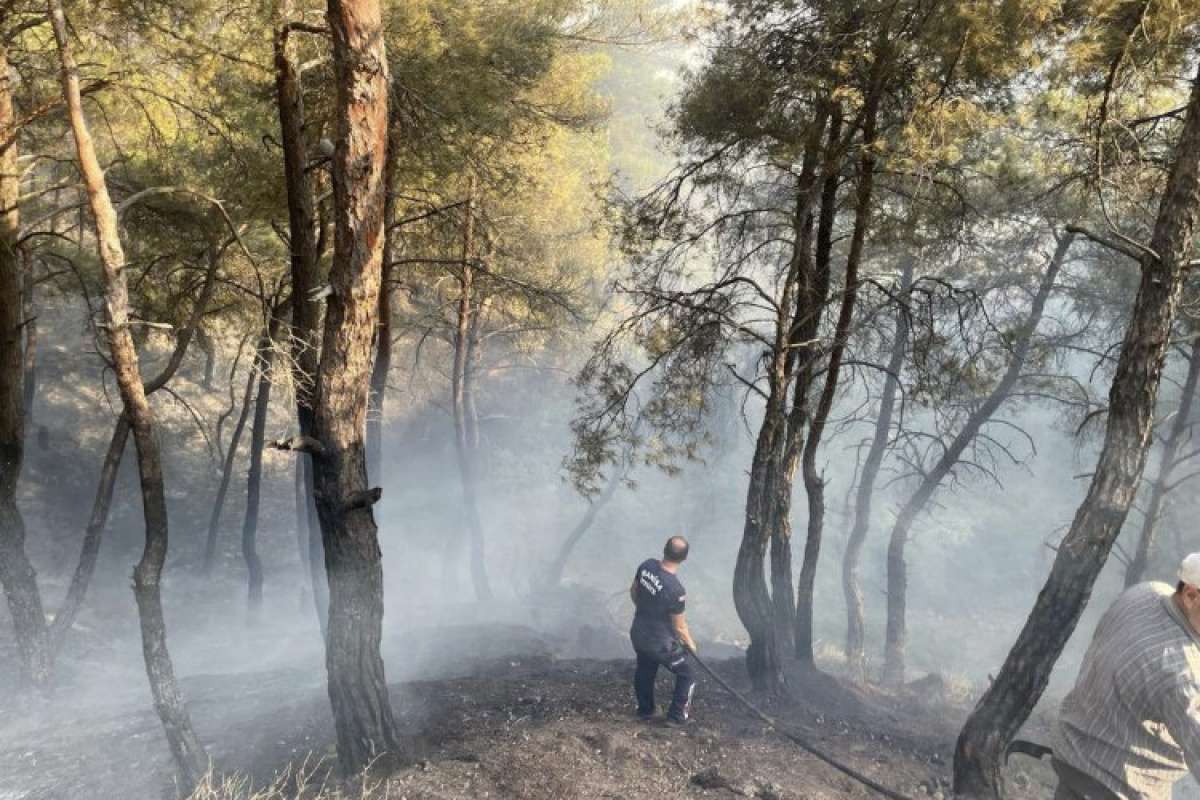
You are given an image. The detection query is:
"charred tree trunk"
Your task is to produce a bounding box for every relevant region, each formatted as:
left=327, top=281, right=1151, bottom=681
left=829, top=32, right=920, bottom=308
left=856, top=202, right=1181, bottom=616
left=49, top=0, right=209, bottom=789
left=732, top=109, right=831, bottom=693
left=276, top=9, right=328, bottom=636
left=735, top=406, right=788, bottom=692
left=843, top=257, right=912, bottom=681
left=204, top=364, right=255, bottom=573
left=1124, top=333, right=1200, bottom=586
left=772, top=108, right=841, bottom=667
left=882, top=233, right=1071, bottom=686
left=242, top=318, right=280, bottom=612
left=313, top=0, right=399, bottom=774
left=954, top=66, right=1200, bottom=798
left=795, top=103, right=878, bottom=667
left=367, top=120, right=397, bottom=486
left=0, top=41, right=52, bottom=691
left=451, top=178, right=494, bottom=602
left=20, top=248, right=35, bottom=425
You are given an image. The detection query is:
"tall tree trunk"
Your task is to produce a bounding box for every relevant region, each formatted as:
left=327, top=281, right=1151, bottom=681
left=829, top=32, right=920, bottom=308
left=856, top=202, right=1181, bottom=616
left=451, top=176, right=493, bottom=602
left=276, top=7, right=328, bottom=636
left=204, top=364, right=255, bottom=573
left=882, top=233, right=1070, bottom=686
left=48, top=0, right=209, bottom=790
left=242, top=318, right=280, bottom=612
left=197, top=328, right=217, bottom=390
left=732, top=108, right=830, bottom=692
left=1124, top=333, right=1200, bottom=586
left=843, top=257, right=912, bottom=682
left=20, top=248, right=36, bottom=425
left=314, top=0, right=398, bottom=774
left=0, top=41, right=52, bottom=691
left=367, top=120, right=397, bottom=486
left=954, top=67, right=1200, bottom=798
left=735, top=404, right=788, bottom=692
left=772, top=107, right=841, bottom=666
left=795, top=103, right=878, bottom=667
left=465, top=294, right=491, bottom=599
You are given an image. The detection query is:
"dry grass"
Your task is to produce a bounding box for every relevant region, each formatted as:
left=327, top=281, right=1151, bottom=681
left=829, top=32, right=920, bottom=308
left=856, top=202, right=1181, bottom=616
left=185, top=756, right=400, bottom=800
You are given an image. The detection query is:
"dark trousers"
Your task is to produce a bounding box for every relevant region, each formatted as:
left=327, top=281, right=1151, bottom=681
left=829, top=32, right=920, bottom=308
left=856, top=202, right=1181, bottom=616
left=633, top=644, right=695, bottom=720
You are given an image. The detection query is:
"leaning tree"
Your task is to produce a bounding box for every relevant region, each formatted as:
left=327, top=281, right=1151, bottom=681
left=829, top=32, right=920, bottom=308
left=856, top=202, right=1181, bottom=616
left=47, top=0, right=211, bottom=788
left=955, top=17, right=1200, bottom=794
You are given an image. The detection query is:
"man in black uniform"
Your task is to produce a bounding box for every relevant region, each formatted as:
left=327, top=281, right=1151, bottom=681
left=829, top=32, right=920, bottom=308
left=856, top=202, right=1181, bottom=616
left=629, top=536, right=698, bottom=724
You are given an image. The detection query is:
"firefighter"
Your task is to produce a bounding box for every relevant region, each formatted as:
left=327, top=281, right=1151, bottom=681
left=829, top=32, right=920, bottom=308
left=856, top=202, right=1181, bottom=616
left=628, top=536, right=698, bottom=725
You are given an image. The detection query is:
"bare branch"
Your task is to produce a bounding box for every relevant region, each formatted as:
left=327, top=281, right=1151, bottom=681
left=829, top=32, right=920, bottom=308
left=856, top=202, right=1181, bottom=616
left=1065, top=223, right=1155, bottom=263
left=270, top=435, right=327, bottom=456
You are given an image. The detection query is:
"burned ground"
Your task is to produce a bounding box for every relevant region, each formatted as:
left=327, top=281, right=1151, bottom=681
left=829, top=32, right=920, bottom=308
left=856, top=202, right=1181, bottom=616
left=0, top=624, right=1060, bottom=800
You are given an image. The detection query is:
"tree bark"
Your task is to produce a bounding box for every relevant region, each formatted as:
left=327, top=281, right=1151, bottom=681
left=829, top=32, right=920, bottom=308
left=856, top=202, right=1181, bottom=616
left=882, top=232, right=1071, bottom=686
left=732, top=109, right=831, bottom=693
left=367, top=119, right=397, bottom=486
left=772, top=107, right=841, bottom=667
left=242, top=318, right=280, bottom=612
left=843, top=257, right=912, bottom=682
left=48, top=0, right=209, bottom=789
left=0, top=41, right=52, bottom=692
left=314, top=0, right=399, bottom=775
left=276, top=7, right=328, bottom=636
left=1124, top=332, right=1200, bottom=586
left=795, top=102, right=878, bottom=667
left=735, top=408, right=788, bottom=692
left=953, top=64, right=1200, bottom=799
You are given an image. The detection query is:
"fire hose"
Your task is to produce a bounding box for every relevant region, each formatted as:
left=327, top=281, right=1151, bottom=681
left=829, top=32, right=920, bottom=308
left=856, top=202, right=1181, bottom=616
left=686, top=649, right=920, bottom=800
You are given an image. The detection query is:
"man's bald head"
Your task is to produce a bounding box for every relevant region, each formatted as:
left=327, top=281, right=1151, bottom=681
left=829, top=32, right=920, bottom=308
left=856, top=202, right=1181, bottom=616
left=663, top=536, right=689, bottom=564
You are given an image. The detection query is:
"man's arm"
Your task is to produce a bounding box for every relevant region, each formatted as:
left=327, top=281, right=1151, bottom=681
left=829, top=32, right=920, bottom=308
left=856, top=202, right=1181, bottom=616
left=630, top=578, right=638, bottom=606
left=671, top=612, right=697, bottom=654
left=1161, top=671, right=1200, bottom=780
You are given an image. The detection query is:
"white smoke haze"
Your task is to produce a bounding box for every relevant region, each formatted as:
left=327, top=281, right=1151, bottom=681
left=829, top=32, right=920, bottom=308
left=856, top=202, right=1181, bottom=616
left=5, top=5, right=1200, bottom=800
left=5, top=272, right=1195, bottom=798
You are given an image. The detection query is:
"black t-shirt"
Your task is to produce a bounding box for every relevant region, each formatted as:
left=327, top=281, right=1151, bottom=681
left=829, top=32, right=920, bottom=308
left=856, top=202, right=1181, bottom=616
left=630, top=558, right=686, bottom=651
